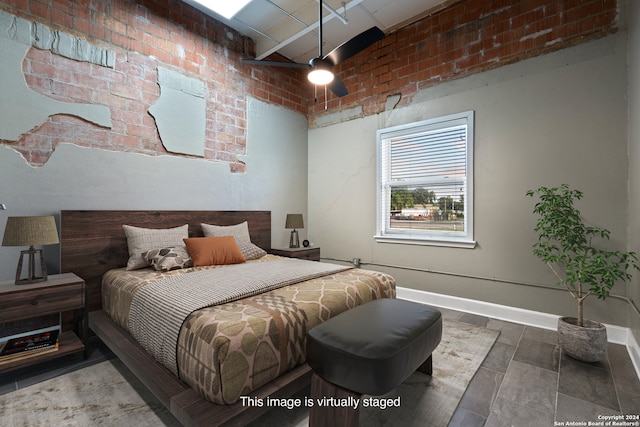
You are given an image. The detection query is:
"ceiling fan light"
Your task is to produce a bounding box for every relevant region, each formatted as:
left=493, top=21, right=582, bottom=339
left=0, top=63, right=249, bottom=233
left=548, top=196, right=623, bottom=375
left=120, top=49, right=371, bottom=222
left=308, top=57, right=335, bottom=85
left=308, top=68, right=334, bottom=85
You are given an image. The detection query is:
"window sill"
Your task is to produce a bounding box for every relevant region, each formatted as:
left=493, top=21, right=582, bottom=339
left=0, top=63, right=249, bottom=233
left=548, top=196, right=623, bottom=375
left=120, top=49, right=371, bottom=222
left=374, top=235, right=477, bottom=249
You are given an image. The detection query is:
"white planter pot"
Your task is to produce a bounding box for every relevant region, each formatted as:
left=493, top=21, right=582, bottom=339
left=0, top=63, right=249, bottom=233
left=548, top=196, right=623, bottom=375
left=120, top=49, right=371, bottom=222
left=557, top=317, right=607, bottom=362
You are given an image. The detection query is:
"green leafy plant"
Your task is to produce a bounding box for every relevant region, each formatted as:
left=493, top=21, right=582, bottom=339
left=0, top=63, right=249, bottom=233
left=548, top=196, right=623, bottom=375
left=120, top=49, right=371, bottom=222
left=526, top=184, right=639, bottom=327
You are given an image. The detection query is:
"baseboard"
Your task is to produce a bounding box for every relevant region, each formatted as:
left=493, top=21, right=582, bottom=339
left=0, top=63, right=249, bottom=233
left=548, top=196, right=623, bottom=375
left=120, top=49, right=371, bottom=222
left=626, top=331, right=640, bottom=379
left=397, top=286, right=640, bottom=378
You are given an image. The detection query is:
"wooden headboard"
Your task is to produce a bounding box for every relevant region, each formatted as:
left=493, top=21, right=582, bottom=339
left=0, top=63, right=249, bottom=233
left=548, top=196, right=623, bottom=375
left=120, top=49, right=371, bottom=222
left=60, top=210, right=271, bottom=313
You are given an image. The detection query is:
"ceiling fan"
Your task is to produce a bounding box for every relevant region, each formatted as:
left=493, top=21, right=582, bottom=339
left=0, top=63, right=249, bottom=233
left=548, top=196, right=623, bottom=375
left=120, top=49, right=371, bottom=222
left=241, top=0, right=384, bottom=98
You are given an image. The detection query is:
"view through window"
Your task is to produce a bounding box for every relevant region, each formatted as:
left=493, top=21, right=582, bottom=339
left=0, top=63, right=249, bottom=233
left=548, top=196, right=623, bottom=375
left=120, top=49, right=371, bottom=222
left=376, top=111, right=475, bottom=246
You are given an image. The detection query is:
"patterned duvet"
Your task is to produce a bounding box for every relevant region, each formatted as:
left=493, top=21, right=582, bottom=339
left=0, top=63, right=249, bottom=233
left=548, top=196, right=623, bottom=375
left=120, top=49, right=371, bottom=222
left=102, top=255, right=396, bottom=404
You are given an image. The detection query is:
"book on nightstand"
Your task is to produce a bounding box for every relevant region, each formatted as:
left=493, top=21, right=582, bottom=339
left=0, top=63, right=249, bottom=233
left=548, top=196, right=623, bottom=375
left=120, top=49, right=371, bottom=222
left=0, top=344, right=60, bottom=365
left=0, top=325, right=60, bottom=363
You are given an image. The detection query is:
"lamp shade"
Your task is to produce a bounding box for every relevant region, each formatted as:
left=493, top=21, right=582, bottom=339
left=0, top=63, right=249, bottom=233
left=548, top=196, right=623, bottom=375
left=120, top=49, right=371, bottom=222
left=2, top=216, right=60, bottom=247
left=285, top=214, right=304, bottom=229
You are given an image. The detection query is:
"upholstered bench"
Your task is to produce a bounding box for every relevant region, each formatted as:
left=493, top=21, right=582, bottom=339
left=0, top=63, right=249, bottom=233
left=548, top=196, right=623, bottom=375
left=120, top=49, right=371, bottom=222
left=306, top=298, right=442, bottom=426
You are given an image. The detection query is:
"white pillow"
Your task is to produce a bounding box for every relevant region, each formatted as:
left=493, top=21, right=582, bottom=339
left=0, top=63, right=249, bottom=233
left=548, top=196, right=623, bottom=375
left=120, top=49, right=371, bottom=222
left=123, top=224, right=189, bottom=270
left=201, top=222, right=267, bottom=260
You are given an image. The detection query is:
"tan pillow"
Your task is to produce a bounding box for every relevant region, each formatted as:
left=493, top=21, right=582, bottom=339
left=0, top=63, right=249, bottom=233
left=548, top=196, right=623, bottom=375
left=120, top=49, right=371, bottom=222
left=201, top=222, right=267, bottom=260
left=123, top=224, right=189, bottom=270
left=183, top=236, right=246, bottom=267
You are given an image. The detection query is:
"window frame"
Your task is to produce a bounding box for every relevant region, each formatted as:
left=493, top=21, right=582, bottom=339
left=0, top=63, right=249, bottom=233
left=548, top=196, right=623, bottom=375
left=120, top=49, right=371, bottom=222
left=375, top=110, right=476, bottom=248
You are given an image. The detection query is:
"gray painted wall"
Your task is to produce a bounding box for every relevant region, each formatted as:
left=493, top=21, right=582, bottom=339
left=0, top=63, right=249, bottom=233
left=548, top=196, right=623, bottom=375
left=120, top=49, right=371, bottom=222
left=627, top=1, right=640, bottom=342
left=309, top=34, right=632, bottom=327
left=0, top=97, right=309, bottom=280
left=1, top=13, right=636, bottom=336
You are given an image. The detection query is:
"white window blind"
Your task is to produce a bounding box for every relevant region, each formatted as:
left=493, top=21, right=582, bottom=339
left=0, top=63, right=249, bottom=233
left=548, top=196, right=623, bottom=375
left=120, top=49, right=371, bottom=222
left=389, top=125, right=467, bottom=182
left=376, top=111, right=475, bottom=247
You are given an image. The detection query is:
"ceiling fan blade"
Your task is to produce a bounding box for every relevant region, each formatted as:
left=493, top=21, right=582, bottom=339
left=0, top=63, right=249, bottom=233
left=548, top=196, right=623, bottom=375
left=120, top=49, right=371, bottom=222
left=241, top=59, right=310, bottom=68
left=324, top=26, right=385, bottom=66
left=328, top=76, right=348, bottom=98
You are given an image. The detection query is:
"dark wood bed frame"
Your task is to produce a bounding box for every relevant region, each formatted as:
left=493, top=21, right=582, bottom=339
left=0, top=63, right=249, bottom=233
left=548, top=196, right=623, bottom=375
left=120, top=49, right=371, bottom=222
left=60, top=210, right=312, bottom=427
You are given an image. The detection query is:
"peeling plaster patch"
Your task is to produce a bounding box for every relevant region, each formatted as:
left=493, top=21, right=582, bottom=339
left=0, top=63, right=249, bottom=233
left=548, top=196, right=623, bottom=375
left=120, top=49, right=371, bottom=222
left=2, top=10, right=30, bottom=44
left=385, top=94, right=402, bottom=111
left=0, top=9, right=115, bottom=67
left=0, top=10, right=113, bottom=141
left=0, top=39, right=112, bottom=141
left=33, top=23, right=115, bottom=67
left=313, top=105, right=363, bottom=128
left=149, top=67, right=206, bottom=157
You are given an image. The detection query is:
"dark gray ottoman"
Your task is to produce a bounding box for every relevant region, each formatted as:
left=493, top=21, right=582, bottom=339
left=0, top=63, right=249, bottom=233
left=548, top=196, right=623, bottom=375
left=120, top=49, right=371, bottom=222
left=306, top=298, right=442, bottom=426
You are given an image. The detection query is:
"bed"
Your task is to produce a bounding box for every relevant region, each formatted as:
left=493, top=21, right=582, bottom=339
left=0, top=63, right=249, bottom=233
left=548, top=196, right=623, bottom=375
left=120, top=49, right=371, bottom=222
left=60, top=210, right=395, bottom=426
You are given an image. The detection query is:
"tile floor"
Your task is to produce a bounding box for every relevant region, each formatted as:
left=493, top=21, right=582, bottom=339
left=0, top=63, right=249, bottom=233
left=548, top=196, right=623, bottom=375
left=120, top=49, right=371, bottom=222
left=446, top=308, right=640, bottom=427
left=1, top=309, right=640, bottom=426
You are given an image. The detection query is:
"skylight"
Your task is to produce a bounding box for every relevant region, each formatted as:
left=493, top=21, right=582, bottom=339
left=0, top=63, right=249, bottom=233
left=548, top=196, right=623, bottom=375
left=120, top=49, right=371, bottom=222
left=189, top=0, right=252, bottom=20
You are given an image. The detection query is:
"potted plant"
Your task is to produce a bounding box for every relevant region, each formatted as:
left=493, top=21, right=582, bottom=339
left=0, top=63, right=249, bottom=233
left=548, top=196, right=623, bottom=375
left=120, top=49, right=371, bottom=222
left=526, top=184, right=638, bottom=362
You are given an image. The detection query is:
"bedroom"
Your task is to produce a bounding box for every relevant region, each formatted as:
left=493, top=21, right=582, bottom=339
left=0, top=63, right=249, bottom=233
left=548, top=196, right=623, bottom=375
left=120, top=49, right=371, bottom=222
left=0, top=0, right=639, bottom=425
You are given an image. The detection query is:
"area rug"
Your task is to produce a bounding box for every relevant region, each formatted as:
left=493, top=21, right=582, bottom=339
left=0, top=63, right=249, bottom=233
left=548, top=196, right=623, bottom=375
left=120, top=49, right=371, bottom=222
left=247, top=318, right=500, bottom=427
left=0, top=358, right=181, bottom=427
left=0, top=318, right=498, bottom=427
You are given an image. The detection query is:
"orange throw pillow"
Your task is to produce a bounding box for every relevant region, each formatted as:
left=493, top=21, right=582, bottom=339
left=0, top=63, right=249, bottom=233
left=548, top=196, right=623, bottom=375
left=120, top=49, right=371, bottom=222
left=183, top=236, right=246, bottom=267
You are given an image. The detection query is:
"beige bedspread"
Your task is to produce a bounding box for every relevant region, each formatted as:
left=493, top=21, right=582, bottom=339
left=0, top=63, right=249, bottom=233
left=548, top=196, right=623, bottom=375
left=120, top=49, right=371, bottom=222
left=129, top=258, right=351, bottom=376
left=102, top=255, right=396, bottom=404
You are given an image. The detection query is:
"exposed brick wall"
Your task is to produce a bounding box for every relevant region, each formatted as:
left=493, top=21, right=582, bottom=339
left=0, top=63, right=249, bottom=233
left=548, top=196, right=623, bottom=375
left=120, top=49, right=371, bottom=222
left=309, top=0, right=618, bottom=123
left=0, top=0, right=620, bottom=165
left=0, top=0, right=307, bottom=170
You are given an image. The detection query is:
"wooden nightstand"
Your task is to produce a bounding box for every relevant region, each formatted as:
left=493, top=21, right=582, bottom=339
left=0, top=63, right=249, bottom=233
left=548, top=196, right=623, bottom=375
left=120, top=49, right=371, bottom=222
left=0, top=273, right=86, bottom=373
left=270, top=247, right=321, bottom=261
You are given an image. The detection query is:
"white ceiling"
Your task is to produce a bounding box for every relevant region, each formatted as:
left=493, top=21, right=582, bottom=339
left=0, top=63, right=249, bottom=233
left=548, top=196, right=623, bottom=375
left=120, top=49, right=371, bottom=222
left=183, top=0, right=456, bottom=64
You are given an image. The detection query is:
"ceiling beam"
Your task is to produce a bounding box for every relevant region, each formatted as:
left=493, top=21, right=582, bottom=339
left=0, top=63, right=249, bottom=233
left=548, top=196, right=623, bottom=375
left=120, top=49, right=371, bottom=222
left=255, top=0, right=365, bottom=60
left=265, top=0, right=309, bottom=28
left=319, top=0, right=348, bottom=25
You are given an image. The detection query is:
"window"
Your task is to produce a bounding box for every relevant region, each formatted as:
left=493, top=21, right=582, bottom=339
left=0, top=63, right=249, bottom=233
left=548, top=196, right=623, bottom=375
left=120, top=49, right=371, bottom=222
left=375, top=111, right=475, bottom=248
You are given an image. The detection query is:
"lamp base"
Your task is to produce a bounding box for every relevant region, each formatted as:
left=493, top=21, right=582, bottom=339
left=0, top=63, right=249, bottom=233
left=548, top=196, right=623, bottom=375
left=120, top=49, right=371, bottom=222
left=289, top=229, right=300, bottom=248
left=15, top=246, right=48, bottom=285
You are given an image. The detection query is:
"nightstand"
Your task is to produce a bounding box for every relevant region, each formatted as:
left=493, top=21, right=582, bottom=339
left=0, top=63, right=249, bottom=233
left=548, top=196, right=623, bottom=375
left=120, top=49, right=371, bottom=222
left=270, top=247, right=321, bottom=261
left=0, top=273, right=86, bottom=373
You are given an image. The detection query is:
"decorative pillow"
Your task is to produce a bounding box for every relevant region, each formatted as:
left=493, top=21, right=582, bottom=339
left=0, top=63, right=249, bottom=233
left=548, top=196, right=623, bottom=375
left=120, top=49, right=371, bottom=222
left=123, top=224, right=189, bottom=270
left=183, top=236, right=246, bottom=267
left=142, top=246, right=193, bottom=271
left=201, top=222, right=267, bottom=260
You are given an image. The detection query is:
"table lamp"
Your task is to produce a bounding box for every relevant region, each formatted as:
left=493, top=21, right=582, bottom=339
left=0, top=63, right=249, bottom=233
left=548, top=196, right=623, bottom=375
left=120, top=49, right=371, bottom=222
left=285, top=214, right=304, bottom=248
left=2, top=216, right=60, bottom=284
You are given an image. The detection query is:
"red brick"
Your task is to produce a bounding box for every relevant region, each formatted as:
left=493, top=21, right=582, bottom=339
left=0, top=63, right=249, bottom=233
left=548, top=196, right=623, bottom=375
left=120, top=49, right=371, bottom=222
left=51, top=80, right=93, bottom=101
left=23, top=70, right=51, bottom=94
left=110, top=84, right=140, bottom=103
left=110, top=133, right=143, bottom=150
left=1, top=0, right=619, bottom=168
left=30, top=0, right=52, bottom=21
left=73, top=17, right=92, bottom=36
left=74, top=74, right=110, bottom=92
